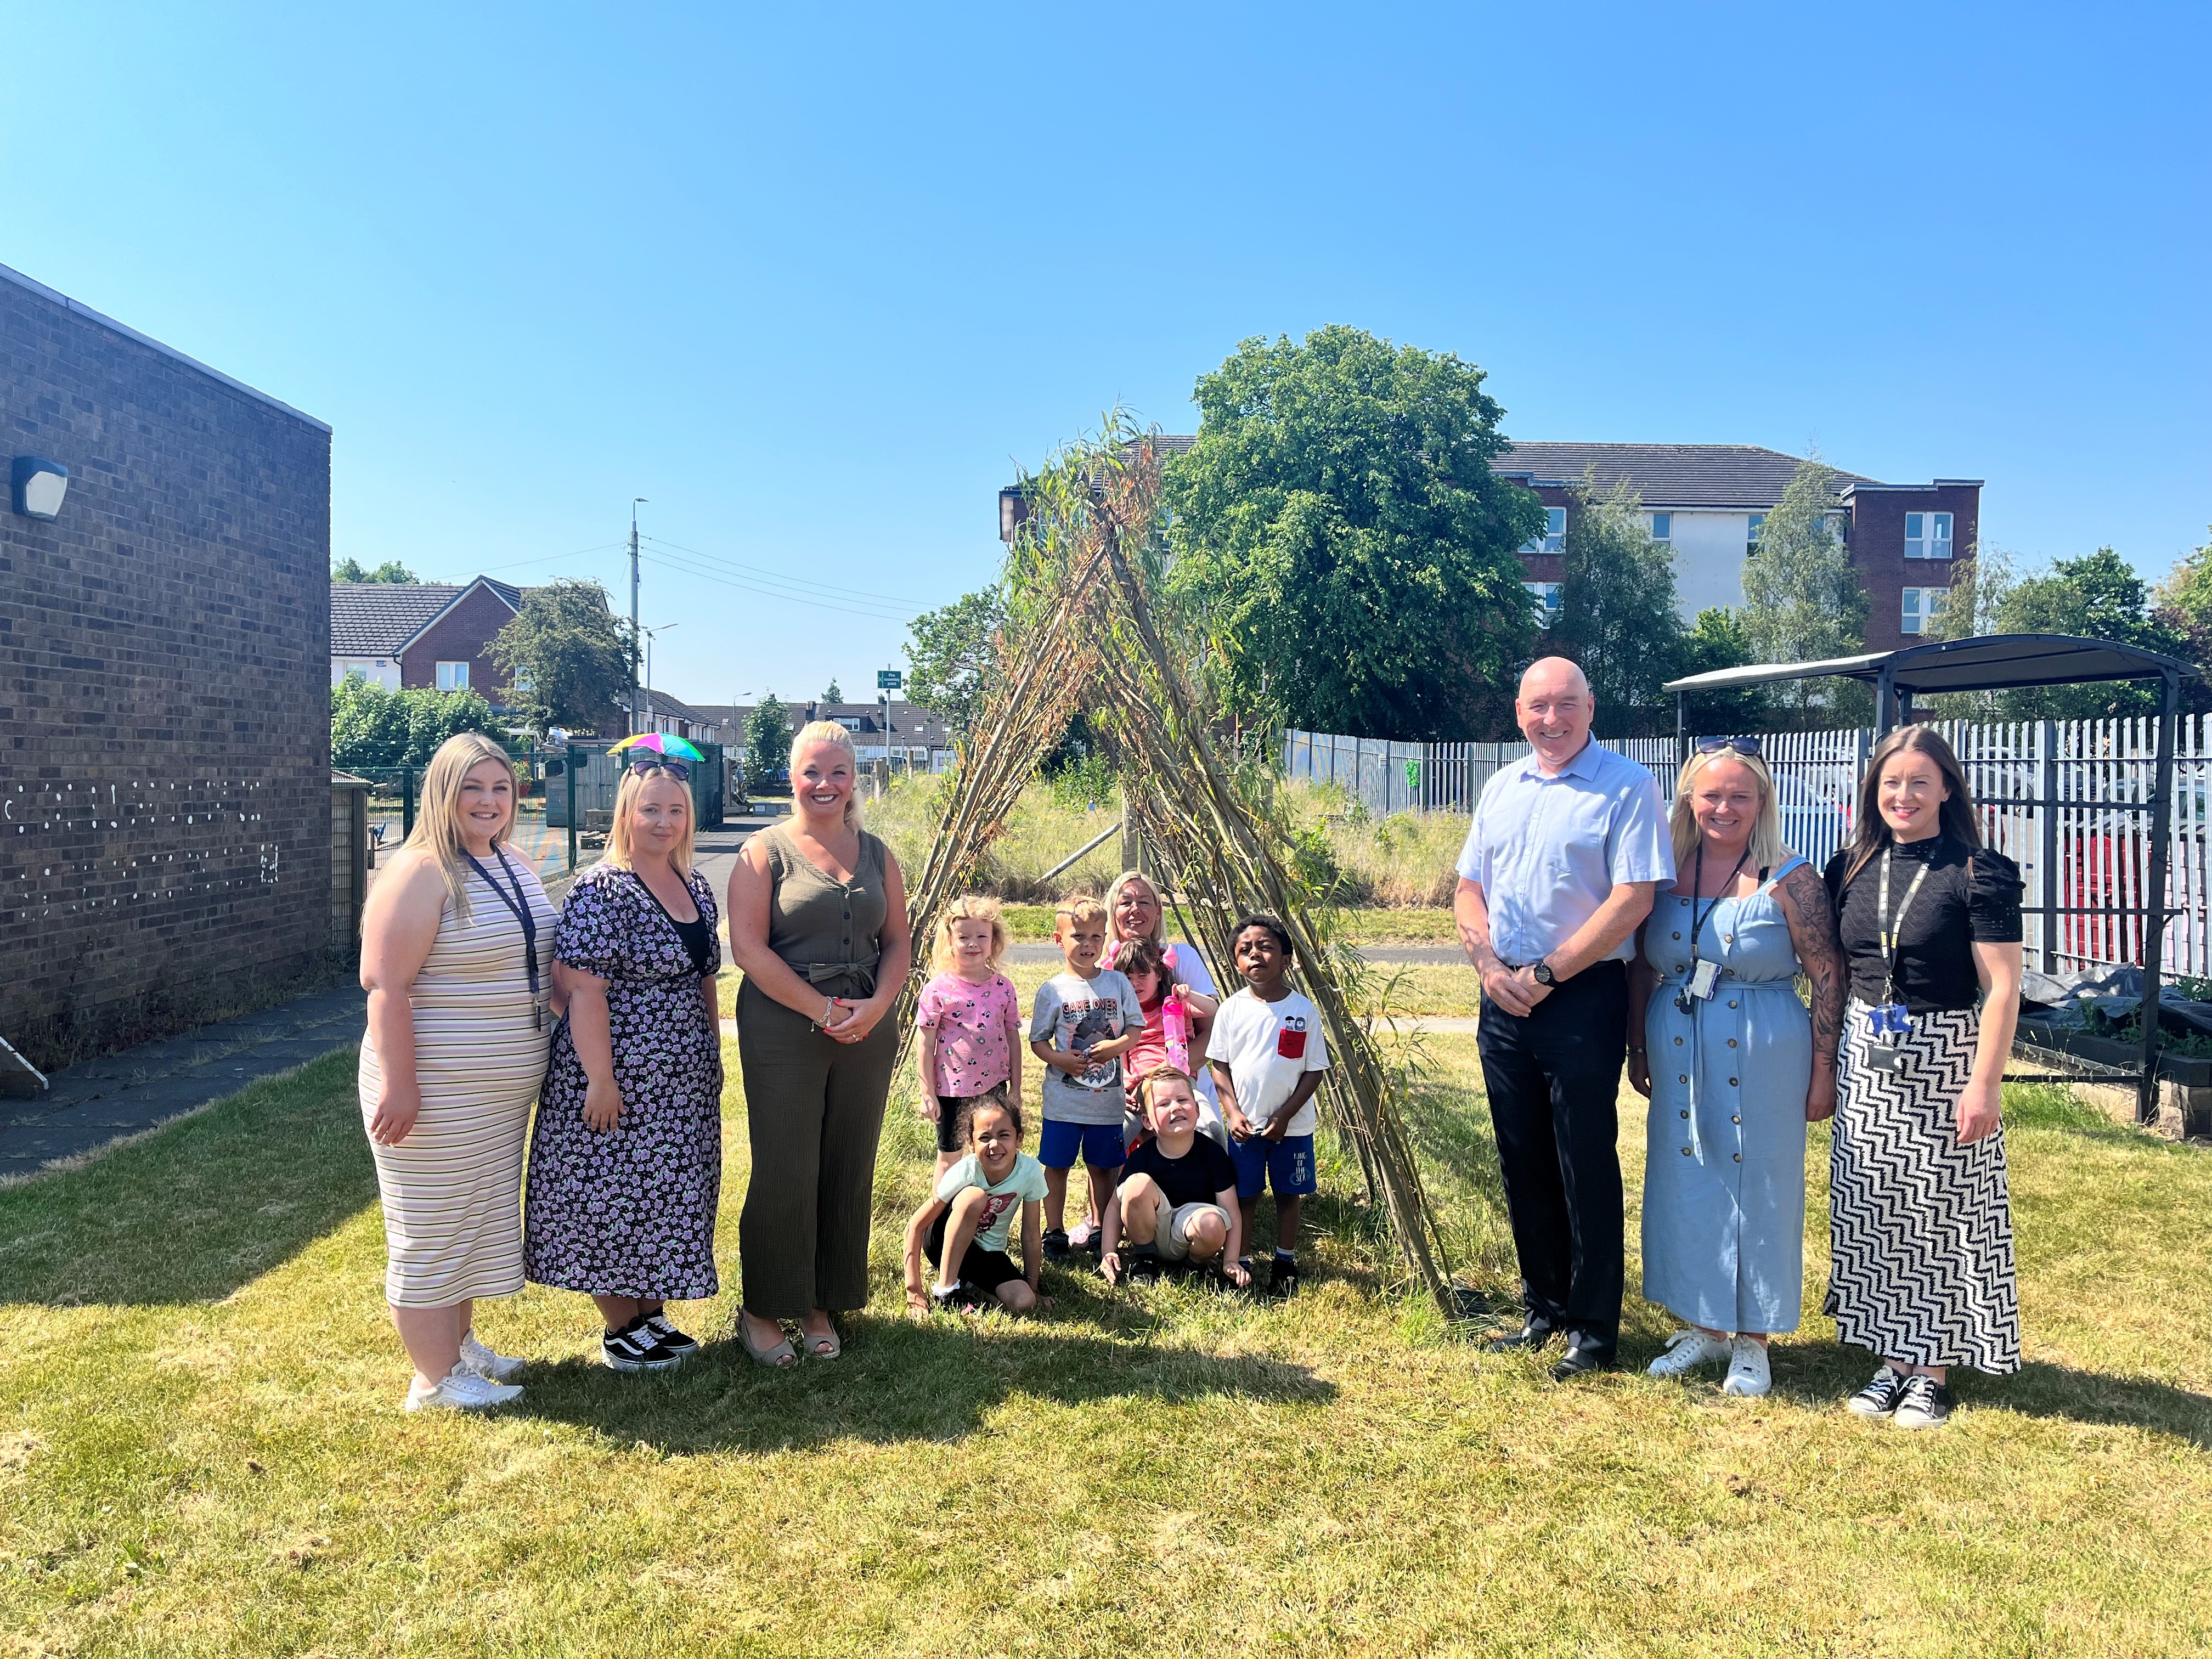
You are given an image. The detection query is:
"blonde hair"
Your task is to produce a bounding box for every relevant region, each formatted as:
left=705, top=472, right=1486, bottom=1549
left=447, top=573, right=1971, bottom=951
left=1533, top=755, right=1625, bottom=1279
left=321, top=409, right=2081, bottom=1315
left=1104, top=870, right=1163, bottom=943
left=404, top=733, right=518, bottom=922
left=931, top=894, right=1009, bottom=975
left=1138, top=1063, right=1196, bottom=1116
left=1669, top=747, right=1787, bottom=877
left=1053, top=894, right=1109, bottom=938
left=603, top=764, right=696, bottom=879
left=788, top=719, right=865, bottom=832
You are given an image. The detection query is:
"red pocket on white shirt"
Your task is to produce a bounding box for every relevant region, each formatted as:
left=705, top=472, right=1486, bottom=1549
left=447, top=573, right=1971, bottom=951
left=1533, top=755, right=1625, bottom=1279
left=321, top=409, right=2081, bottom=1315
left=1276, top=1019, right=1308, bottom=1060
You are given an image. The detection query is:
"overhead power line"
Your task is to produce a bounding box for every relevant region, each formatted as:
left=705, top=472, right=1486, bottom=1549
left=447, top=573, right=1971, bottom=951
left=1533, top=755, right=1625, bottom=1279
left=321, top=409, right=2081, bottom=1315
left=640, top=533, right=928, bottom=610
left=635, top=547, right=923, bottom=624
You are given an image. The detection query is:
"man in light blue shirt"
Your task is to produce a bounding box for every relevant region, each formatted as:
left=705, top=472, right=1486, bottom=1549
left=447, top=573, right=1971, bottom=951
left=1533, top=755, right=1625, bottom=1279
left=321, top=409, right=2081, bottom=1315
left=1453, top=657, right=1673, bottom=1379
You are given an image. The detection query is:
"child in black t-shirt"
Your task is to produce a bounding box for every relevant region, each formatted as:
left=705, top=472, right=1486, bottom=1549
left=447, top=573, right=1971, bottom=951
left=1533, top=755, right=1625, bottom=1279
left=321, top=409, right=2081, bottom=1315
left=1101, top=1066, right=1249, bottom=1288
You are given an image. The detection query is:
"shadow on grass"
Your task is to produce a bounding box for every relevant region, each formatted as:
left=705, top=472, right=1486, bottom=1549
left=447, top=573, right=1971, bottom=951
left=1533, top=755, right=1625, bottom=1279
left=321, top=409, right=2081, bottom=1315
left=0, top=1048, right=376, bottom=1308
left=511, top=1310, right=1338, bottom=1454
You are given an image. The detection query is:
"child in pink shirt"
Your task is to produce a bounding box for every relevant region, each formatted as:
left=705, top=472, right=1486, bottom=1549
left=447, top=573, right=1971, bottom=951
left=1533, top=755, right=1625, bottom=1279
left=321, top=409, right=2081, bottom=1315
left=915, top=895, right=1023, bottom=1177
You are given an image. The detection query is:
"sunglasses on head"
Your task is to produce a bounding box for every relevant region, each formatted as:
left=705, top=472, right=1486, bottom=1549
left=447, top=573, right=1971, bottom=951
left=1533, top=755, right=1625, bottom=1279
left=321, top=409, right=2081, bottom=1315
left=627, top=757, right=691, bottom=781
left=1696, top=736, right=1763, bottom=757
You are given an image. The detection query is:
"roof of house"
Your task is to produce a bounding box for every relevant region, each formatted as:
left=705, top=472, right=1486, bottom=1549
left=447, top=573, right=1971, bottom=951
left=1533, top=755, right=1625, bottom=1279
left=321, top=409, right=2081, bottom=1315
left=330, top=578, right=524, bottom=657
left=640, top=688, right=708, bottom=721
left=688, top=701, right=955, bottom=743
left=1486, top=443, right=1880, bottom=507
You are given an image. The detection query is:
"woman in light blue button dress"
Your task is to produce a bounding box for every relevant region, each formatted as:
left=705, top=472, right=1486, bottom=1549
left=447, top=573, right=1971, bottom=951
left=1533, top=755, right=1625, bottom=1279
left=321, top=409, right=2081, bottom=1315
left=1627, top=742, right=1846, bottom=1395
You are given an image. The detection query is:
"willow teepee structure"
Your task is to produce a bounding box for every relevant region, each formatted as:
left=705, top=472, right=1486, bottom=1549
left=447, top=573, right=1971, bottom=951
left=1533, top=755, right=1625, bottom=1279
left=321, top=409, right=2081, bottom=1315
left=899, top=418, right=1464, bottom=1316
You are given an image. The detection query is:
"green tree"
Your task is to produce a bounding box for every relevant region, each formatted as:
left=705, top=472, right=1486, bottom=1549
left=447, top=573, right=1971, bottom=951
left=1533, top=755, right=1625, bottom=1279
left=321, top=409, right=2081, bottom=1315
left=746, top=695, right=791, bottom=786
left=823, top=678, right=843, bottom=702
left=331, top=676, right=502, bottom=770
left=1993, top=548, right=2185, bottom=719
left=905, top=585, right=1006, bottom=738
left=1740, top=456, right=1870, bottom=718
left=1547, top=475, right=1681, bottom=730
left=2151, top=527, right=2212, bottom=713
left=487, top=579, right=632, bottom=741
left=1675, top=606, right=1773, bottom=733
left=332, top=557, right=420, bottom=583
left=1163, top=325, right=1545, bottom=740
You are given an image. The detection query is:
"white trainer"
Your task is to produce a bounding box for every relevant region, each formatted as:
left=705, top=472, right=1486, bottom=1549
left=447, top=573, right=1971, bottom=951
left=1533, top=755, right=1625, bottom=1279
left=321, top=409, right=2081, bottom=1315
left=460, top=1329, right=526, bottom=1383
left=1721, top=1335, right=1773, bottom=1397
left=405, top=1361, right=523, bottom=1413
left=1646, top=1329, right=1732, bottom=1378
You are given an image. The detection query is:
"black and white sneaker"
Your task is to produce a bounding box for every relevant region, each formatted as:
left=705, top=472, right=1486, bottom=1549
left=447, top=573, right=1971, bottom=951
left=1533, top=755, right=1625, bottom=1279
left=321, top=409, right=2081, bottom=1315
left=642, top=1313, right=698, bottom=1361
left=1121, top=1247, right=1163, bottom=1284
left=1846, top=1365, right=1911, bottom=1418
left=602, top=1317, right=681, bottom=1373
left=1042, top=1228, right=1071, bottom=1261
left=1892, top=1375, right=1955, bottom=1430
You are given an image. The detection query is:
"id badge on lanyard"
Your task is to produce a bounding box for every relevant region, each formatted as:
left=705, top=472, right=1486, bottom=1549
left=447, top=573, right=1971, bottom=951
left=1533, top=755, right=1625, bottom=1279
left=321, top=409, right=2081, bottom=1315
left=1866, top=849, right=1929, bottom=1072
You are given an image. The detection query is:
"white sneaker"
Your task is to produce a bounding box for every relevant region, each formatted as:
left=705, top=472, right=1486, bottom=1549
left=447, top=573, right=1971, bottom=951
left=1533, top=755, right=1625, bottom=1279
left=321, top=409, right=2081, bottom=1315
left=459, top=1329, right=526, bottom=1383
left=1066, top=1217, right=1097, bottom=1249
left=1721, top=1335, right=1772, bottom=1397
left=405, top=1361, right=523, bottom=1413
left=1646, top=1329, right=1732, bottom=1378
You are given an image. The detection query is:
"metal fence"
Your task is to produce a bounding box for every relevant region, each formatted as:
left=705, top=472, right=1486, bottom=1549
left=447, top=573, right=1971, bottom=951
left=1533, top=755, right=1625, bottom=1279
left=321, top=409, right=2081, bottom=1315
left=1286, top=716, right=2212, bottom=984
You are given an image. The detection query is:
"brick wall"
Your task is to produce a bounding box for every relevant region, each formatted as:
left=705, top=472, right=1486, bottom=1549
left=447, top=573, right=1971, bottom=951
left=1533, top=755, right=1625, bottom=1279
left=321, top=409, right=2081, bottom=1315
left=0, top=269, right=334, bottom=1068
left=1848, top=483, right=1981, bottom=652
left=398, top=582, right=519, bottom=698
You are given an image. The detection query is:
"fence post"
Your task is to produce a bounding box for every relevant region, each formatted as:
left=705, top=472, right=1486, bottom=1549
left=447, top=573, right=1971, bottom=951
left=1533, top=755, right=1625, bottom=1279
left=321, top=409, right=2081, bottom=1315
left=565, top=743, right=579, bottom=873
left=2039, top=719, right=2059, bottom=973
left=401, top=767, right=416, bottom=840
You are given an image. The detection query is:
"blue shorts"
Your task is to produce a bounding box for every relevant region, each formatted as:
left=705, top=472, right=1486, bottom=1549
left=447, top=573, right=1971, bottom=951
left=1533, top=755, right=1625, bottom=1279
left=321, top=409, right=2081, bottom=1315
left=1039, top=1118, right=1126, bottom=1171
left=1229, top=1132, right=1318, bottom=1199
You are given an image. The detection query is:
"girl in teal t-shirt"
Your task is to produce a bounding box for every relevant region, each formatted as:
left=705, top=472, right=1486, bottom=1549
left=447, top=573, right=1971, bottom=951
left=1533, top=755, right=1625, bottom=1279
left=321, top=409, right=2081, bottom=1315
left=902, top=1095, right=1051, bottom=1314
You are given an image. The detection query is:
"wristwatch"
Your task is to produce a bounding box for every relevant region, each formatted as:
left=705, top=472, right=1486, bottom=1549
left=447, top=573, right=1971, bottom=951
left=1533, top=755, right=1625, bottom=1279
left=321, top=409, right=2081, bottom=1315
left=1531, top=959, right=1557, bottom=986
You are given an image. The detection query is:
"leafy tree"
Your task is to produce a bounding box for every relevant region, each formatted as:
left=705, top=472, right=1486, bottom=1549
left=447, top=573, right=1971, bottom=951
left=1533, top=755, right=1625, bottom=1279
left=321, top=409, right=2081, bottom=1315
left=746, top=695, right=791, bottom=787
left=1675, top=606, right=1773, bottom=734
left=1992, top=548, right=2185, bottom=719
left=1546, top=475, right=1680, bottom=730
left=487, top=578, right=632, bottom=741
left=905, top=585, right=1006, bottom=738
left=332, top=557, right=420, bottom=583
left=2151, top=527, right=2212, bottom=713
left=1163, top=325, right=1545, bottom=740
left=331, top=676, right=503, bottom=770
left=823, top=678, right=843, bottom=702
left=1740, top=456, right=1870, bottom=718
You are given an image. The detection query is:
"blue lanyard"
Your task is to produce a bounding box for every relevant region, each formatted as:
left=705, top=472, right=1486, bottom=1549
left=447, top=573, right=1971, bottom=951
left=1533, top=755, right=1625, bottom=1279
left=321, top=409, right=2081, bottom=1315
left=462, top=847, right=540, bottom=1014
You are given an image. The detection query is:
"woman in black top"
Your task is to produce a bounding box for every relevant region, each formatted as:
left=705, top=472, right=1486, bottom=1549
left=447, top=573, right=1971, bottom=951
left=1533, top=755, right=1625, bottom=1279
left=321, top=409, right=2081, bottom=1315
left=524, top=755, right=725, bottom=1374
left=1821, top=726, right=2024, bottom=1429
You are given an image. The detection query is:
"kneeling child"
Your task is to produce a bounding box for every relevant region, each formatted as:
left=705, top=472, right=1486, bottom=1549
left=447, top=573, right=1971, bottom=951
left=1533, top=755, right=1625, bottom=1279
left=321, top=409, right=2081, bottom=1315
left=1101, top=1066, right=1249, bottom=1288
left=904, top=1093, right=1051, bottom=1315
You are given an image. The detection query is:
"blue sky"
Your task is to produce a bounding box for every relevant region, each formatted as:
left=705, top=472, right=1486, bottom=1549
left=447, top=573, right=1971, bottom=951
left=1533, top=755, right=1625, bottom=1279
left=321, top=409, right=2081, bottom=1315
left=3, top=2, right=2204, bottom=706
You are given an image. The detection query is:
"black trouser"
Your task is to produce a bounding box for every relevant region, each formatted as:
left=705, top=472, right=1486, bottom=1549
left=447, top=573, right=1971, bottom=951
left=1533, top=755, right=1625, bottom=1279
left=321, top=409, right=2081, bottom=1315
left=1477, top=960, right=1627, bottom=1352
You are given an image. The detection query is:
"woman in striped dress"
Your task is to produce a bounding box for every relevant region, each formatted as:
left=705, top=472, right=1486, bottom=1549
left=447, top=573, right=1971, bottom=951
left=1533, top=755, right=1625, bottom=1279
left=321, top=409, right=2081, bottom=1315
left=1821, top=726, right=2024, bottom=1430
left=359, top=733, right=556, bottom=1412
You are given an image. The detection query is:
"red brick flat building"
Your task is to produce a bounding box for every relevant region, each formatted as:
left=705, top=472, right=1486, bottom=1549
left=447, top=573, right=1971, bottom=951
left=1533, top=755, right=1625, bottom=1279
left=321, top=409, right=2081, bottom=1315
left=1491, top=442, right=1980, bottom=653
left=330, top=575, right=523, bottom=701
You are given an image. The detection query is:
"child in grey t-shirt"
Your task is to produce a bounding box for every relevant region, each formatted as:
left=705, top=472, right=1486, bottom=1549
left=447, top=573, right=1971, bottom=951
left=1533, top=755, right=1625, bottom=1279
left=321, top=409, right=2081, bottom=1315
left=1028, top=896, right=1144, bottom=1255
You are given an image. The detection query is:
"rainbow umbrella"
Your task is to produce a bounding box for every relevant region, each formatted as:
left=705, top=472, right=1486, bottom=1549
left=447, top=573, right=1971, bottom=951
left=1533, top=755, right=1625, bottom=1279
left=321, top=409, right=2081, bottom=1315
left=608, top=733, right=706, bottom=763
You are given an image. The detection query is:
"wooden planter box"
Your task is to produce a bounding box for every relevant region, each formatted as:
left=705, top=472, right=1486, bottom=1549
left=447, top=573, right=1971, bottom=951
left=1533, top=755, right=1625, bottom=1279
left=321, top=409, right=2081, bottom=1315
left=2012, top=1026, right=2212, bottom=1139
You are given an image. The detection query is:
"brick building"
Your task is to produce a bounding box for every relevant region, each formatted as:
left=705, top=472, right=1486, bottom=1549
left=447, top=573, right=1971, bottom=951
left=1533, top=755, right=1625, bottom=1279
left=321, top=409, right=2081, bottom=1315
left=1490, top=443, right=1979, bottom=653
left=330, top=574, right=523, bottom=701
left=1, top=262, right=332, bottom=1068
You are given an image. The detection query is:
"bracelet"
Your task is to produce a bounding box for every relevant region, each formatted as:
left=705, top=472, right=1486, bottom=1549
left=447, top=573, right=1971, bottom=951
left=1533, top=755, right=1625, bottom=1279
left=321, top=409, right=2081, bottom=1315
left=1627, top=1045, right=1647, bottom=1054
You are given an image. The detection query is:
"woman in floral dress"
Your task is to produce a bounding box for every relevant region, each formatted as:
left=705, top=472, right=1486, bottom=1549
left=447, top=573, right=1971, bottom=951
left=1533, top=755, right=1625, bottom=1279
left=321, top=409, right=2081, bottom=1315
left=524, top=744, right=724, bottom=1372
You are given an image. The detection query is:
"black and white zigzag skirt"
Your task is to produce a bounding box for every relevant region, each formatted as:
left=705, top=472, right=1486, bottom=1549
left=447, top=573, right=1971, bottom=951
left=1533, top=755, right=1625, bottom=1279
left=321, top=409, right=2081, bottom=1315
left=1825, top=1000, right=2021, bottom=1373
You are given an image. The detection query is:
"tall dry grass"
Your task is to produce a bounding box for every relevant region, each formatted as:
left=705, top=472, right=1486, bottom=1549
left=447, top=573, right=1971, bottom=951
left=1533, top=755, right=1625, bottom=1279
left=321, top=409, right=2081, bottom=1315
left=868, top=773, right=1127, bottom=903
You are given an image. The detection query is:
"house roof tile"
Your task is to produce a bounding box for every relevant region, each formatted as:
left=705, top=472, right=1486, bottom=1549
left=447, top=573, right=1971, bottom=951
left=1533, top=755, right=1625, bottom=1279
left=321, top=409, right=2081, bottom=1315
left=329, top=578, right=524, bottom=657
left=1486, top=442, right=1881, bottom=507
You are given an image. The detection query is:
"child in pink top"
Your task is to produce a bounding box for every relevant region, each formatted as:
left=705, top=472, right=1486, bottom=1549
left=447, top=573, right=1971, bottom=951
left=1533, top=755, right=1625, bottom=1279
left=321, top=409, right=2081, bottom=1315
left=916, top=895, right=1024, bottom=1177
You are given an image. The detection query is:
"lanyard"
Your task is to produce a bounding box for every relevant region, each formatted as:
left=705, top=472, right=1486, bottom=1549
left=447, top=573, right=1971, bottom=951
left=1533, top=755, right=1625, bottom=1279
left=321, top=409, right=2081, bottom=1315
left=463, top=847, right=541, bottom=1020
left=1877, top=845, right=1934, bottom=1008
left=1686, top=841, right=1751, bottom=979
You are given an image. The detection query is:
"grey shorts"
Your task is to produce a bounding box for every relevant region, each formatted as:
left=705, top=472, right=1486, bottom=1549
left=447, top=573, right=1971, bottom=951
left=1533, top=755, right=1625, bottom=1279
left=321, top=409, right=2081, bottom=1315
left=1152, top=1199, right=1230, bottom=1261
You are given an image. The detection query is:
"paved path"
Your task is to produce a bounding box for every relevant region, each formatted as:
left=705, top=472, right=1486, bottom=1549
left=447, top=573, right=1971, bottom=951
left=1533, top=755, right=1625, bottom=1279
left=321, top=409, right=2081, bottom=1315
left=1, top=981, right=370, bottom=1184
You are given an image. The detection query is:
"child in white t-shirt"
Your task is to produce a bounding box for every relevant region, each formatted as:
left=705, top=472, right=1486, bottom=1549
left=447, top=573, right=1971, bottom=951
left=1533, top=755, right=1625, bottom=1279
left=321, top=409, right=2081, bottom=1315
left=902, top=1093, right=1050, bottom=1315
left=1209, top=913, right=1331, bottom=1297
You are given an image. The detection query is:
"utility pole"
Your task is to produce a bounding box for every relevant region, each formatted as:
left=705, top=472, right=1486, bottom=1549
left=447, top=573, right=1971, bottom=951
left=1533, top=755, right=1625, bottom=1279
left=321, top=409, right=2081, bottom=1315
left=629, top=498, right=647, bottom=736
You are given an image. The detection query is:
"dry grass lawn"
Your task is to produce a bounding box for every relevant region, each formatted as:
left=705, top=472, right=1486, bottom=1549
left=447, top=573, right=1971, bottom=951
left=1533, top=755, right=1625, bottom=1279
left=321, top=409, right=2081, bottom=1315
left=4, top=984, right=2210, bottom=1655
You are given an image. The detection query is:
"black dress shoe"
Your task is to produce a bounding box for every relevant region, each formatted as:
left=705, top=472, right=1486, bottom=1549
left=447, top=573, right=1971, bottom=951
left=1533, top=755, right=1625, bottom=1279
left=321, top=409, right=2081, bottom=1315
left=1485, top=1316, right=1559, bottom=1353
left=1549, top=1341, right=1616, bottom=1382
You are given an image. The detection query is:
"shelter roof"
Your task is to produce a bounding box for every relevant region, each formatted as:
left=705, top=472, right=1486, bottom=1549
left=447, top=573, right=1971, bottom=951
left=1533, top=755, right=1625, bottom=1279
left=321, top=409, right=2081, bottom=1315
left=1663, top=633, right=2197, bottom=697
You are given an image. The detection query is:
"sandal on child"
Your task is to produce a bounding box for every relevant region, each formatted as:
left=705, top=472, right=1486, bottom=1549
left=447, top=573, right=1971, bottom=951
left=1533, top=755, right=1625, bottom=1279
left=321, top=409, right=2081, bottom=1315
left=738, top=1316, right=797, bottom=1369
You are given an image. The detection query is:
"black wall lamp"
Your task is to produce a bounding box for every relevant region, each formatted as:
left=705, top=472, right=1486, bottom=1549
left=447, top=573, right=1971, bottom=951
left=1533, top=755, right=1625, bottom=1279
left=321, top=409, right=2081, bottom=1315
left=11, top=456, right=67, bottom=520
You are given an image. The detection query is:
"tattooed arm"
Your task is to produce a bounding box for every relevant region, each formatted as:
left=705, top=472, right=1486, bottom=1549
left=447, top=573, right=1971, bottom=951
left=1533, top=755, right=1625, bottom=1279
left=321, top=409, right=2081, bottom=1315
left=1774, top=862, right=1846, bottom=1122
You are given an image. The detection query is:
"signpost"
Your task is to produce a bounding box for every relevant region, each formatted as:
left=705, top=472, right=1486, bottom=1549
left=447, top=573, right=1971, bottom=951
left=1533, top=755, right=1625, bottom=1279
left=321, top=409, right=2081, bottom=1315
left=878, top=668, right=902, bottom=774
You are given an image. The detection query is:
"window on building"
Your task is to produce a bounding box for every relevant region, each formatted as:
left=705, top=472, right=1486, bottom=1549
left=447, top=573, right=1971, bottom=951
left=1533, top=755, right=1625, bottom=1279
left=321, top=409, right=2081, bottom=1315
left=1650, top=512, right=1672, bottom=544
left=1905, top=511, right=1953, bottom=560
left=1900, top=586, right=1948, bottom=635
left=1746, top=513, right=1765, bottom=555
left=1519, top=506, right=1567, bottom=556
left=1525, top=581, right=1564, bottom=622
left=510, top=668, right=533, bottom=693
left=436, top=661, right=470, bottom=691
left=836, top=717, right=862, bottom=732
